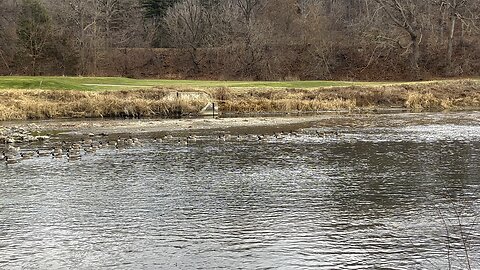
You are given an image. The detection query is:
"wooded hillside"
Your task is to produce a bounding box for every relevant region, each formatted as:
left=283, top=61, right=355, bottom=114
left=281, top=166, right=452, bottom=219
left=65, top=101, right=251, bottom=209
left=1, top=0, right=479, bottom=80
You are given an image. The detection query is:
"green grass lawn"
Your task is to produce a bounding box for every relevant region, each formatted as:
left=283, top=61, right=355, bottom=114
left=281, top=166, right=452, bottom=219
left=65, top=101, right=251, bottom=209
left=0, top=76, right=476, bottom=91
left=0, top=76, right=388, bottom=91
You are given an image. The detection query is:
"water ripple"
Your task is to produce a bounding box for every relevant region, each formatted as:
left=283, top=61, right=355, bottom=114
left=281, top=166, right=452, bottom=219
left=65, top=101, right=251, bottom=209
left=1, top=113, right=480, bottom=269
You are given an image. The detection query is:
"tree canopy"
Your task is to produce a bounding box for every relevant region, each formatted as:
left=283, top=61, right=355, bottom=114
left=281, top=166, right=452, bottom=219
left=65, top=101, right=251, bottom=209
left=0, top=0, right=478, bottom=80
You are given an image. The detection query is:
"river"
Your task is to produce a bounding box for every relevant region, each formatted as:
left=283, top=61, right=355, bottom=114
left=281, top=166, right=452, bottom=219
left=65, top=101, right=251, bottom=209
left=1, top=112, right=479, bottom=269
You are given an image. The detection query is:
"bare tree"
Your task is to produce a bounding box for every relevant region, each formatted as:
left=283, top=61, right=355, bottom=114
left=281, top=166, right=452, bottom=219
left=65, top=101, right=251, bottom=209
left=0, top=0, right=479, bottom=79
left=430, top=0, right=480, bottom=73
left=165, top=0, right=210, bottom=74
left=374, top=0, right=426, bottom=75
left=91, top=0, right=148, bottom=49
left=0, top=0, right=19, bottom=74
left=57, top=0, right=99, bottom=75
left=17, top=0, right=53, bottom=75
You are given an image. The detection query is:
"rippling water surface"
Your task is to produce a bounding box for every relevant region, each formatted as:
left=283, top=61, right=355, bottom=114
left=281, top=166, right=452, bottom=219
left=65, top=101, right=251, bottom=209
left=1, top=112, right=480, bottom=269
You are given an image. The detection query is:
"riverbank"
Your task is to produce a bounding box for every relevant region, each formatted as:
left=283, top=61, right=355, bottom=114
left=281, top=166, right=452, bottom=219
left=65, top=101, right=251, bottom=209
left=0, top=79, right=478, bottom=121
left=2, top=111, right=480, bottom=144
left=0, top=115, right=329, bottom=143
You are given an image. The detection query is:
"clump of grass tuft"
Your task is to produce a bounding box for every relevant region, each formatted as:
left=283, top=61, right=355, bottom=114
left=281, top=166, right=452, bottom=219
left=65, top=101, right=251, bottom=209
left=214, top=87, right=231, bottom=101
left=405, top=92, right=443, bottom=112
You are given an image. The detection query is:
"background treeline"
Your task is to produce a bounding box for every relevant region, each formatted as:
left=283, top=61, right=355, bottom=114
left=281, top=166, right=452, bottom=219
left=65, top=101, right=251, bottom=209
left=1, top=0, right=479, bottom=81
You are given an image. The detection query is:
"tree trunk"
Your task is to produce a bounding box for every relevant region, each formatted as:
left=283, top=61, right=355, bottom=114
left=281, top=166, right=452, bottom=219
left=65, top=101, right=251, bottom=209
left=32, top=55, right=37, bottom=76
left=189, top=47, right=200, bottom=74
left=79, top=8, right=86, bottom=75
left=92, top=23, right=97, bottom=76
left=409, top=33, right=420, bottom=76
left=0, top=50, right=11, bottom=73
left=92, top=0, right=98, bottom=76
left=447, top=14, right=456, bottom=71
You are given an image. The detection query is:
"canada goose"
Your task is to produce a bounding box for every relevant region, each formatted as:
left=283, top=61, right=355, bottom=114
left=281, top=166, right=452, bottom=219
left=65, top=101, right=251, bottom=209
left=111, top=141, right=119, bottom=148
left=67, top=151, right=81, bottom=160
left=316, top=130, right=326, bottom=137
left=20, top=152, right=34, bottom=159
left=82, top=138, right=93, bottom=145
left=125, top=138, right=135, bottom=147
left=3, top=150, right=18, bottom=163
left=52, top=147, right=63, bottom=158
left=71, top=143, right=82, bottom=150
left=178, top=139, right=188, bottom=146
left=187, top=135, right=197, bottom=142
left=106, top=140, right=118, bottom=148
left=97, top=141, right=104, bottom=149
left=217, top=135, right=226, bottom=142
left=4, top=155, right=18, bottom=165
left=36, top=149, right=50, bottom=157
left=133, top=138, right=142, bottom=147
left=91, top=143, right=99, bottom=151
left=84, top=144, right=96, bottom=154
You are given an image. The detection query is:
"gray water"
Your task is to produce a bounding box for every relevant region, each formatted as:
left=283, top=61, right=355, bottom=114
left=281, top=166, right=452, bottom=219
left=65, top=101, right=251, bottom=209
left=1, top=112, right=480, bottom=269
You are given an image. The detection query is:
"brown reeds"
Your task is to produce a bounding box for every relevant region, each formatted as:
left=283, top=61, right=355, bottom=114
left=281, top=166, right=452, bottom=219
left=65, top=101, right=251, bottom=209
left=403, top=80, right=480, bottom=111
left=0, top=88, right=211, bottom=121
left=208, top=80, right=480, bottom=114
left=0, top=80, right=478, bottom=121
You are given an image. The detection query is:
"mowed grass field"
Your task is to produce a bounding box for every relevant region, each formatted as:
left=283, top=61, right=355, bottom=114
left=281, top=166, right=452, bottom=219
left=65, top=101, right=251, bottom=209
left=0, top=76, right=390, bottom=91
left=0, top=76, right=478, bottom=92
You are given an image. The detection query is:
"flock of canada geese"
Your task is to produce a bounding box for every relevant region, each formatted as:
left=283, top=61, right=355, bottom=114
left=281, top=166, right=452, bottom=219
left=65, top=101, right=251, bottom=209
left=1, top=130, right=341, bottom=165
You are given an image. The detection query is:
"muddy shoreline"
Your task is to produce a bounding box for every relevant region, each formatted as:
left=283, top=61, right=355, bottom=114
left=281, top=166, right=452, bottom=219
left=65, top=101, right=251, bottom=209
left=2, top=110, right=480, bottom=144
left=0, top=115, right=333, bottom=141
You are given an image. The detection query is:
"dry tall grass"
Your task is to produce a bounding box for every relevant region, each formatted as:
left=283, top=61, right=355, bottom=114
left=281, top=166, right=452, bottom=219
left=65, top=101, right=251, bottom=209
left=208, top=80, right=480, bottom=114
left=0, top=88, right=210, bottom=121
left=0, top=80, right=478, bottom=121
left=403, top=80, right=480, bottom=111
